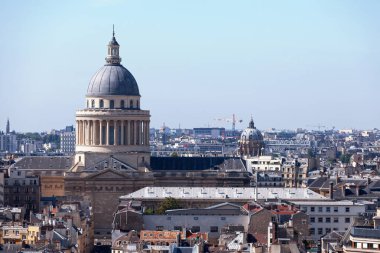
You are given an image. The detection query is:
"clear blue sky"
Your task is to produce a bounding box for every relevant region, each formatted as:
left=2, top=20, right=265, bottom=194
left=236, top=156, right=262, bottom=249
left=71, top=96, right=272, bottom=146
left=0, top=0, right=379, bottom=132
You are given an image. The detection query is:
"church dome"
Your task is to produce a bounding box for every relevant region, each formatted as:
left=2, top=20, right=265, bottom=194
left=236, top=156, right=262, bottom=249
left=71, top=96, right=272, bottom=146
left=86, top=29, right=140, bottom=97
left=86, top=65, right=140, bottom=97
left=240, top=118, right=263, bottom=141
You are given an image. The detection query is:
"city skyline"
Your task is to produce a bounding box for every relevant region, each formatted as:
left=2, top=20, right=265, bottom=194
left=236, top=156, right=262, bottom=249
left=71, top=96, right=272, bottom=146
left=1, top=0, right=379, bottom=132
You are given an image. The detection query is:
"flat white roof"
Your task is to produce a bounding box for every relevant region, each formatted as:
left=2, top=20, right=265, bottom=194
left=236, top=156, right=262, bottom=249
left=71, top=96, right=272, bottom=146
left=120, top=187, right=326, bottom=201
left=290, top=200, right=364, bottom=206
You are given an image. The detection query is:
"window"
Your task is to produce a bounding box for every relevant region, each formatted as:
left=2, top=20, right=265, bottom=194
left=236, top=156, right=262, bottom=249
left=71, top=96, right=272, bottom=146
left=345, top=217, right=350, bottom=223
left=318, top=228, right=323, bottom=235
left=156, top=226, right=163, bottom=231
left=326, top=207, right=331, bottom=212
left=311, top=207, right=315, bottom=212
left=310, top=217, right=315, bottom=223
left=326, top=228, right=331, bottom=234
left=120, top=100, right=125, bottom=108
left=91, top=100, right=95, bottom=108
left=100, top=100, right=104, bottom=108
left=345, top=207, right=350, bottom=213
left=334, top=207, right=338, bottom=212
left=326, top=217, right=331, bottom=223
left=210, top=226, right=218, bottom=232
left=302, top=219, right=307, bottom=225
left=110, top=100, right=114, bottom=109
left=130, top=100, right=133, bottom=108
left=318, top=207, right=323, bottom=212
left=166, top=217, right=171, bottom=220
left=191, top=226, right=200, bottom=233
left=221, top=217, right=226, bottom=221
left=333, top=227, right=338, bottom=231
left=334, top=217, right=339, bottom=223
left=193, top=217, right=199, bottom=220
left=174, top=226, right=182, bottom=231
left=318, top=217, right=323, bottom=223
left=309, top=228, right=315, bottom=235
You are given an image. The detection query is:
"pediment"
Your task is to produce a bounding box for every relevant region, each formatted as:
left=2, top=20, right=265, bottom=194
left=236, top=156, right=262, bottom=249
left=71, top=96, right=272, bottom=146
left=85, top=169, right=128, bottom=180
left=83, top=156, right=137, bottom=173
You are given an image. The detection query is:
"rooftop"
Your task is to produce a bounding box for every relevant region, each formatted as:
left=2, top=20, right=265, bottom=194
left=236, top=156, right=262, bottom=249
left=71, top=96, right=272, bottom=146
left=120, top=187, right=326, bottom=201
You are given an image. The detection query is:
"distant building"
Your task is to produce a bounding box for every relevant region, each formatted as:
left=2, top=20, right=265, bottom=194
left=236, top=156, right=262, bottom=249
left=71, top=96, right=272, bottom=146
left=0, top=134, right=17, bottom=153
left=60, top=126, right=76, bottom=155
left=4, top=168, right=40, bottom=215
left=291, top=200, right=367, bottom=241
left=239, top=118, right=264, bottom=158
left=244, top=155, right=282, bottom=174
left=282, top=158, right=309, bottom=188
left=193, top=128, right=225, bottom=139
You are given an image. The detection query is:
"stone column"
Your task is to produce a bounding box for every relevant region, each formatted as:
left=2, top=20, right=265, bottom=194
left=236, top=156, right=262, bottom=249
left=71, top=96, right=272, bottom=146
left=106, top=120, right=110, bottom=145
left=75, top=121, right=79, bottom=145
left=121, top=120, right=124, bottom=145
left=114, top=120, right=118, bottom=145
left=127, top=120, right=130, bottom=145
left=84, top=120, right=87, bottom=145
left=138, top=121, right=142, bottom=145
left=89, top=121, right=93, bottom=145
left=81, top=120, right=85, bottom=145
left=99, top=120, right=103, bottom=145
left=145, top=120, right=150, bottom=146
left=92, top=120, right=96, bottom=145
left=134, top=120, right=138, bottom=145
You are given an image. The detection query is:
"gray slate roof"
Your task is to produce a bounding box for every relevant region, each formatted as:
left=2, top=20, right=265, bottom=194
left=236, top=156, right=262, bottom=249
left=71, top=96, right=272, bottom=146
left=87, top=64, right=140, bottom=96
left=14, top=156, right=73, bottom=171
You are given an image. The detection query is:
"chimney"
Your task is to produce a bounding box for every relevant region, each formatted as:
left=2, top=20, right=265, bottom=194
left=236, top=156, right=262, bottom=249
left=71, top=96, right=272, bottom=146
left=329, top=182, right=334, bottom=200
left=355, top=186, right=360, bottom=197
left=342, top=185, right=346, bottom=198
left=176, top=232, right=181, bottom=246
left=367, top=177, right=371, bottom=185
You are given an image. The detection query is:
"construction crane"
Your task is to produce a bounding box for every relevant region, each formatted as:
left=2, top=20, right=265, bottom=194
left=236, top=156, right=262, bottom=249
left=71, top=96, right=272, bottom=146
left=214, top=114, right=243, bottom=131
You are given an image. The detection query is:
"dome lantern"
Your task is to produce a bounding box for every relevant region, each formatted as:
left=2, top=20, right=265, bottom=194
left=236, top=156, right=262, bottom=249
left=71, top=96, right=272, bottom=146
left=105, top=25, right=121, bottom=65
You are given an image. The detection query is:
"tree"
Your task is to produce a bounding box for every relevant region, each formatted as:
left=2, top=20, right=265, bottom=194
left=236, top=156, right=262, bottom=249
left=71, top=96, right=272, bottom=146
left=340, top=154, right=351, bottom=164
left=156, top=197, right=181, bottom=214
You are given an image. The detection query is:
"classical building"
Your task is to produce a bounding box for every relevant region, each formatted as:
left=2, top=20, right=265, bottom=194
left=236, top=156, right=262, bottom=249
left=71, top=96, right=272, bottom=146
left=73, top=28, right=150, bottom=171
left=239, top=118, right=264, bottom=158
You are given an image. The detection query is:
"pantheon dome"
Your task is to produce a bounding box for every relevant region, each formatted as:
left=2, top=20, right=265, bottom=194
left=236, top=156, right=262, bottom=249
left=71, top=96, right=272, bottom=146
left=74, top=29, right=151, bottom=170
left=239, top=118, right=264, bottom=157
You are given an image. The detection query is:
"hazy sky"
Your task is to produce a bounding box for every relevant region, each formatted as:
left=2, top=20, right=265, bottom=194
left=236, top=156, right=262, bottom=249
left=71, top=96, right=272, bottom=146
left=0, top=0, right=379, bottom=132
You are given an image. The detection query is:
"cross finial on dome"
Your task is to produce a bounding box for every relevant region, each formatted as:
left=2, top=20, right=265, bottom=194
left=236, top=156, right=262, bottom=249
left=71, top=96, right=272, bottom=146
left=113, top=24, right=115, bottom=37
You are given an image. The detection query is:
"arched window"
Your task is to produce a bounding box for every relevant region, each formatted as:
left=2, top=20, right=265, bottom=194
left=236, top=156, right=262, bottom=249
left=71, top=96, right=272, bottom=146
left=99, top=100, right=104, bottom=108
left=86, top=100, right=89, bottom=108
left=110, top=100, right=114, bottom=109
left=137, top=100, right=140, bottom=109
left=91, top=100, right=95, bottom=108
left=130, top=100, right=133, bottom=108
left=120, top=100, right=125, bottom=109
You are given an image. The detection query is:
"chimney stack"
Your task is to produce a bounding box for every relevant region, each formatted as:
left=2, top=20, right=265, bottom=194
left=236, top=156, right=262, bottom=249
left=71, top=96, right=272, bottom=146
left=329, top=182, right=334, bottom=200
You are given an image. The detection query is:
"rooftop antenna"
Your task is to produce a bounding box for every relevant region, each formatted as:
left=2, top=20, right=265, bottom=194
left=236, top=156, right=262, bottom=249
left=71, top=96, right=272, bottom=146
left=113, top=24, right=115, bottom=37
